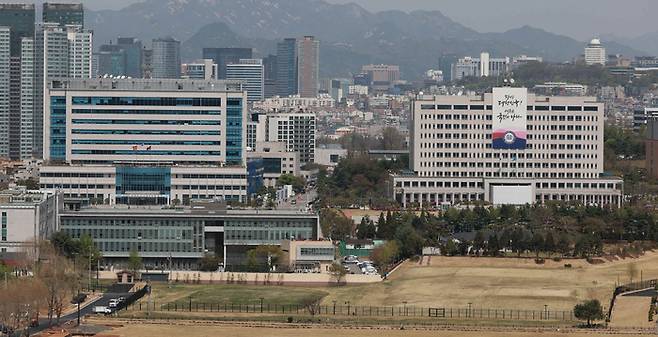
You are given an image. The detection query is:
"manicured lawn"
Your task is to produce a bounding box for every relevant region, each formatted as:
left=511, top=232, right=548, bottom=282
left=148, top=283, right=328, bottom=306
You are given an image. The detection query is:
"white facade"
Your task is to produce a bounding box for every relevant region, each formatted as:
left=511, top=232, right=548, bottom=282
left=226, top=59, right=264, bottom=103
left=66, top=26, right=92, bottom=78
left=348, top=85, right=369, bottom=96
left=0, top=190, right=59, bottom=254
left=40, top=78, right=250, bottom=205
left=253, top=94, right=335, bottom=111
left=43, top=78, right=247, bottom=166
left=392, top=90, right=622, bottom=208
left=39, top=165, right=248, bottom=206
left=315, top=144, right=347, bottom=167
left=20, top=38, right=34, bottom=159
left=181, top=59, right=217, bottom=80
left=247, top=141, right=300, bottom=187
left=453, top=54, right=510, bottom=80
left=266, top=112, right=316, bottom=164
left=0, top=28, right=9, bottom=158
left=585, top=39, right=606, bottom=66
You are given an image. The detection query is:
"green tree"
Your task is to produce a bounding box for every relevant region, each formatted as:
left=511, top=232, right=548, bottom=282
left=473, top=231, right=486, bottom=255
left=198, top=254, right=221, bottom=272
left=128, top=249, right=143, bottom=278
left=356, top=216, right=376, bottom=239
left=50, top=231, right=80, bottom=258
left=78, top=234, right=102, bottom=268
left=574, top=299, right=604, bottom=327
left=277, top=174, right=306, bottom=193
left=328, top=262, right=347, bottom=286
left=370, top=241, right=399, bottom=272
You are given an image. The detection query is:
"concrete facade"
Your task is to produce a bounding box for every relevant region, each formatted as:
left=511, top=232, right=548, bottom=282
left=392, top=91, right=623, bottom=208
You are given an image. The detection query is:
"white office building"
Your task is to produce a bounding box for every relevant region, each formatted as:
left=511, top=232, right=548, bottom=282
left=247, top=141, right=300, bottom=187
left=585, top=38, right=606, bottom=66
left=181, top=59, right=217, bottom=80
left=0, top=28, right=9, bottom=159
left=226, top=59, right=264, bottom=103
left=33, top=23, right=93, bottom=160
left=0, top=189, right=59, bottom=255
left=453, top=53, right=510, bottom=80
left=266, top=112, right=316, bottom=164
left=40, top=78, right=251, bottom=205
left=253, top=94, right=335, bottom=111
left=391, top=87, right=623, bottom=208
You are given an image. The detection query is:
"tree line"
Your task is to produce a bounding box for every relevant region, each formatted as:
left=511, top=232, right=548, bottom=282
left=321, top=202, right=658, bottom=266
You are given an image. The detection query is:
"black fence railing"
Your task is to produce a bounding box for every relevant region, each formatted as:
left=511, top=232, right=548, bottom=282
left=122, top=301, right=574, bottom=321
left=114, top=285, right=149, bottom=312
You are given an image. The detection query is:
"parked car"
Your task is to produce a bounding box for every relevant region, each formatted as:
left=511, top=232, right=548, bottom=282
left=1, top=324, right=14, bottom=334
left=108, top=299, right=119, bottom=308
left=93, top=306, right=112, bottom=315
left=117, top=297, right=126, bottom=303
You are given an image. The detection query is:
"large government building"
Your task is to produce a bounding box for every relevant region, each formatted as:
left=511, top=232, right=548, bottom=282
left=391, top=87, right=623, bottom=208
left=40, top=78, right=254, bottom=205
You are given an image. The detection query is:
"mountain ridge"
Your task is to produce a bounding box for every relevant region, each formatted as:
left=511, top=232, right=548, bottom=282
left=85, top=0, right=650, bottom=79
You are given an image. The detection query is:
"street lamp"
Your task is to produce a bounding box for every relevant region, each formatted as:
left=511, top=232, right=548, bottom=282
left=260, top=297, right=264, bottom=313
left=189, top=296, right=192, bottom=312
left=345, top=301, right=351, bottom=316
left=332, top=300, right=337, bottom=315
left=403, top=301, right=408, bottom=316
left=468, top=302, right=472, bottom=318
left=544, top=304, right=548, bottom=320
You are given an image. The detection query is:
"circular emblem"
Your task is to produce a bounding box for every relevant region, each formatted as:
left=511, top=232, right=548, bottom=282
left=503, top=131, right=516, bottom=144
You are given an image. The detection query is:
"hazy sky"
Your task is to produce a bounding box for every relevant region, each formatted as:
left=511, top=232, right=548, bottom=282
left=83, top=0, right=656, bottom=40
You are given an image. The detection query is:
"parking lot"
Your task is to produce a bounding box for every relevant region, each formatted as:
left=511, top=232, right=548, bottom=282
left=341, top=256, right=379, bottom=276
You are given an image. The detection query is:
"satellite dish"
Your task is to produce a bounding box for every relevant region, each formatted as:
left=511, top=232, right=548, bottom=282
left=419, top=91, right=424, bottom=95
left=503, top=79, right=508, bottom=83
left=510, top=78, right=516, bottom=84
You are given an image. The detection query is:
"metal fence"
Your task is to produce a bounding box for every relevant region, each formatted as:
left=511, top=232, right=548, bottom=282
left=123, top=301, right=574, bottom=321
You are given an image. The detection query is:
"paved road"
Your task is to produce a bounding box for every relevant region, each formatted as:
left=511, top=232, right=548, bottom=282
left=278, top=188, right=318, bottom=210
left=9, top=291, right=132, bottom=337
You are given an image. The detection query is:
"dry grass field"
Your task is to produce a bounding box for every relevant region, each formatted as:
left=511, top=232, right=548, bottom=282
left=323, top=251, right=658, bottom=311
left=144, top=251, right=658, bottom=313
left=107, top=322, right=652, bottom=337
left=609, top=296, right=654, bottom=328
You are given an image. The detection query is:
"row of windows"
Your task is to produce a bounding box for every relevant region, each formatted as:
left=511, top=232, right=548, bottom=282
left=72, top=119, right=221, bottom=126
left=419, top=104, right=599, bottom=112
left=41, top=184, right=107, bottom=189
left=72, top=109, right=221, bottom=115
left=396, top=180, right=618, bottom=190
left=40, top=172, right=107, bottom=178
left=72, top=140, right=221, bottom=146
left=300, top=247, right=335, bottom=256
left=176, top=174, right=247, bottom=179
left=72, top=97, right=222, bottom=107
left=72, top=129, right=221, bottom=136
left=416, top=171, right=599, bottom=179
left=417, top=113, right=599, bottom=123
left=72, top=150, right=221, bottom=156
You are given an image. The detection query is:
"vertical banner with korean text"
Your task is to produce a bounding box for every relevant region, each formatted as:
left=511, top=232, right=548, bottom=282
left=492, top=87, right=528, bottom=150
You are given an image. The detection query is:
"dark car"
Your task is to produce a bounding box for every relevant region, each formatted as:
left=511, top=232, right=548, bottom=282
left=71, top=293, right=88, bottom=304
left=0, top=324, right=14, bottom=334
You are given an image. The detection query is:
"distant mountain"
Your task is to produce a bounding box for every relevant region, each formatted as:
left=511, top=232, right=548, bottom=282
left=488, top=26, right=648, bottom=62
left=181, top=22, right=384, bottom=78
left=86, top=0, right=649, bottom=79
left=605, top=32, right=658, bottom=56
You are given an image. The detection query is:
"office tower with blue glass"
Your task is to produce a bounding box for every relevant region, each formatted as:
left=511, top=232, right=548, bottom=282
left=226, top=59, right=264, bottom=102
left=40, top=78, right=249, bottom=206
